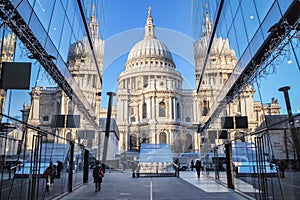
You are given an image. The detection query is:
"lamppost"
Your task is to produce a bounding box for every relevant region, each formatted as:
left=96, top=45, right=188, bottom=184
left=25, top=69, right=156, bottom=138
left=122, top=119, right=127, bottom=172
left=279, top=86, right=300, bottom=167
left=102, top=92, right=116, bottom=166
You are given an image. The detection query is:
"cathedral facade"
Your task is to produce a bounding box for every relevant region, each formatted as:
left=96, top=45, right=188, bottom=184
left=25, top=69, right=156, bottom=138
left=116, top=8, right=198, bottom=154
left=115, top=8, right=280, bottom=156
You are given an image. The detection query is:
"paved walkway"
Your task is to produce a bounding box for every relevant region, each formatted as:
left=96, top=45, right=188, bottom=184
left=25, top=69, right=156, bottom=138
left=53, top=170, right=254, bottom=200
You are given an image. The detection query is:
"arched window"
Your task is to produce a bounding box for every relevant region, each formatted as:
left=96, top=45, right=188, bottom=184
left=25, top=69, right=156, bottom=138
left=67, top=100, right=73, bottom=114
left=142, top=102, right=147, bottom=119
left=185, top=134, right=193, bottom=150
left=66, top=132, right=72, bottom=141
left=159, top=132, right=167, bottom=144
left=130, top=134, right=138, bottom=150
left=159, top=101, right=166, bottom=117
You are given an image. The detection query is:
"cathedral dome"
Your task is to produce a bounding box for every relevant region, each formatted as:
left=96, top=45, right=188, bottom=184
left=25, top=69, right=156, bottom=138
left=127, top=37, right=173, bottom=62
left=125, top=7, right=175, bottom=68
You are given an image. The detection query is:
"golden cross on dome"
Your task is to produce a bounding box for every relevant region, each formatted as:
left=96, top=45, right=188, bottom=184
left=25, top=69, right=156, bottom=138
left=148, top=6, right=152, bottom=17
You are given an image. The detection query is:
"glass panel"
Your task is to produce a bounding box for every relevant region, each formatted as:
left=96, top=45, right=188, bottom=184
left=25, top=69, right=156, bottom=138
left=233, top=8, right=248, bottom=58
left=229, top=0, right=240, bottom=18
left=66, top=1, right=76, bottom=27
left=227, top=26, right=241, bottom=59
left=48, top=1, right=65, bottom=49
left=59, top=18, right=72, bottom=62
left=254, top=0, right=276, bottom=22
left=28, top=12, right=47, bottom=46
left=239, top=46, right=252, bottom=70
left=217, top=10, right=229, bottom=39
left=223, top=0, right=233, bottom=34
left=260, top=2, right=281, bottom=40
left=248, top=27, right=264, bottom=59
left=32, top=0, right=55, bottom=31
left=277, top=0, right=293, bottom=14
left=15, top=0, right=33, bottom=24
left=44, top=37, right=58, bottom=61
left=240, top=0, right=260, bottom=42
left=59, top=0, right=68, bottom=10
left=72, top=12, right=82, bottom=41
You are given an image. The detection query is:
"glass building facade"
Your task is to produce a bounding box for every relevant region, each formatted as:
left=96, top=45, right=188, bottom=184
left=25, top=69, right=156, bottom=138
left=0, top=0, right=108, bottom=199
left=193, top=0, right=299, bottom=199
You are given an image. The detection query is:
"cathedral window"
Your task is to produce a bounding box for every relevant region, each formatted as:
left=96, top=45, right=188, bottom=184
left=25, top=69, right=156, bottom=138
left=130, top=107, right=134, bottom=115
left=92, top=75, right=97, bottom=88
left=159, top=102, right=166, bottom=117
left=185, top=117, right=190, bottom=122
left=142, top=102, right=147, bottom=119
left=202, top=100, right=209, bottom=116
left=43, top=116, right=49, bottom=121
left=130, top=134, right=138, bottom=150
left=159, top=132, right=167, bottom=144
left=176, top=101, right=181, bottom=119
left=185, top=134, right=193, bottom=150
left=143, top=76, right=148, bottom=88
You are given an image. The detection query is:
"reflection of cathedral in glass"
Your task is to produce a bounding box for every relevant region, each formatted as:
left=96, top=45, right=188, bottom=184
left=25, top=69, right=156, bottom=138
left=24, top=9, right=104, bottom=153
left=0, top=32, right=16, bottom=118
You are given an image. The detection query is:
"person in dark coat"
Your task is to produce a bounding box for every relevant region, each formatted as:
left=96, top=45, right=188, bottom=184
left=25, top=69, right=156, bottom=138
left=195, top=160, right=201, bottom=178
left=279, top=160, right=285, bottom=178
left=131, top=161, right=138, bottom=178
left=191, top=160, right=194, bottom=171
left=56, top=161, right=63, bottom=178
left=93, top=160, right=104, bottom=192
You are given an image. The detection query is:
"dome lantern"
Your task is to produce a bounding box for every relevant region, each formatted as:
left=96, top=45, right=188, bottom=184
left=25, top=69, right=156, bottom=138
left=126, top=8, right=175, bottom=69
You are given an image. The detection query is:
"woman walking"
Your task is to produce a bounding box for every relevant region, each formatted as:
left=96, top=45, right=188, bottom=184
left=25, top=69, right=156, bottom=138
left=93, top=160, right=104, bottom=192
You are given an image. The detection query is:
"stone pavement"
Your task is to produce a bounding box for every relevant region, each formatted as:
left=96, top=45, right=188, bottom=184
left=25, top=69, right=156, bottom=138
left=53, top=170, right=253, bottom=200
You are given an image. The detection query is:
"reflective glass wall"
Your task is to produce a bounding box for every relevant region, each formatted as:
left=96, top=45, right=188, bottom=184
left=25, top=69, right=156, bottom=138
left=193, top=0, right=300, bottom=199
left=0, top=0, right=105, bottom=199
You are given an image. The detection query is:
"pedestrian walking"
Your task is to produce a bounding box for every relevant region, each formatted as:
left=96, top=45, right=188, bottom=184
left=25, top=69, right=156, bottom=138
left=279, top=160, right=285, bottom=178
left=195, top=160, right=201, bottom=178
left=190, top=160, right=194, bottom=171
left=131, top=161, right=138, bottom=178
left=93, top=160, right=104, bottom=192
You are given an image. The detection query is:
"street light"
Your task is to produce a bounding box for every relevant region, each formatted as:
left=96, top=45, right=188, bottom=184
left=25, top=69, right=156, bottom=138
left=278, top=86, right=300, bottom=165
